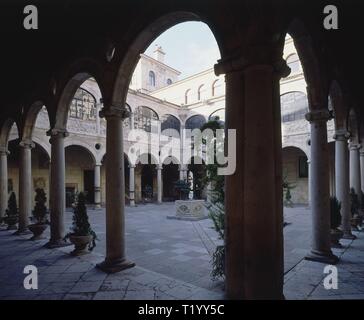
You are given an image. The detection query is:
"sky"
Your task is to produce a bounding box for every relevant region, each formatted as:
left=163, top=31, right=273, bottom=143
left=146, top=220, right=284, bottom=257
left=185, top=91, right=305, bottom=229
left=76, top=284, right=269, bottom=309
left=144, top=22, right=221, bottom=79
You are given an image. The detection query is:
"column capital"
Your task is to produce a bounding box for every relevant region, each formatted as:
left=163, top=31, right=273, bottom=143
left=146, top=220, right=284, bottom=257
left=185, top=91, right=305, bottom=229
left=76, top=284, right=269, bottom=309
left=333, top=129, right=350, bottom=141
left=305, top=109, right=331, bottom=123
left=349, top=143, right=361, bottom=151
left=47, top=128, right=69, bottom=138
left=156, top=164, right=163, bottom=170
left=129, top=164, right=136, bottom=169
left=19, top=140, right=35, bottom=149
left=95, top=163, right=102, bottom=167
left=360, top=149, right=364, bottom=156
left=99, top=105, right=130, bottom=120
left=214, top=52, right=289, bottom=78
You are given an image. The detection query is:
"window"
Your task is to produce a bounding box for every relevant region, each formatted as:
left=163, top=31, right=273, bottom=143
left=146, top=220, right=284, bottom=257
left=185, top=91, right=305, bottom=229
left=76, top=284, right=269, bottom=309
left=286, top=54, right=301, bottom=75
left=281, top=92, right=308, bottom=123
left=167, top=78, right=172, bottom=85
left=185, top=89, right=191, bottom=104
left=149, top=71, right=156, bottom=86
left=197, top=84, right=206, bottom=101
left=134, top=106, right=159, bottom=133
left=212, top=79, right=223, bottom=96
left=69, top=88, right=97, bottom=120
left=298, top=156, right=308, bottom=178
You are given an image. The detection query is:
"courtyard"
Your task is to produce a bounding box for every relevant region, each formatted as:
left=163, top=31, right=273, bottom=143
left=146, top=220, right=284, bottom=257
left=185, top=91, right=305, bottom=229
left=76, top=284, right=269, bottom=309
left=0, top=204, right=363, bottom=300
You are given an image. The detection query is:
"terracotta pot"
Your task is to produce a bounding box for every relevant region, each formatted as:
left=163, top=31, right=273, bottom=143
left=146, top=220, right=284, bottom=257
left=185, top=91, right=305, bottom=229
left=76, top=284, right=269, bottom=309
left=69, top=234, right=92, bottom=256
left=330, top=229, right=343, bottom=248
left=28, top=224, right=48, bottom=240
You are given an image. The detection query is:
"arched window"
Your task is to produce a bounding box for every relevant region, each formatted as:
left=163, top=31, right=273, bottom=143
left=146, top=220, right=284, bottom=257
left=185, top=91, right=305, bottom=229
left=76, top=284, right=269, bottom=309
left=212, top=79, right=223, bottom=96
left=167, top=78, right=172, bottom=85
left=134, top=106, right=159, bottom=133
left=69, top=88, right=97, bottom=120
left=209, top=108, right=225, bottom=125
left=185, top=115, right=206, bottom=130
left=197, top=84, right=206, bottom=101
left=161, top=114, right=180, bottom=136
left=149, top=71, right=156, bottom=86
left=185, top=89, right=191, bottom=104
left=280, top=92, right=308, bottom=122
left=286, top=54, right=301, bottom=75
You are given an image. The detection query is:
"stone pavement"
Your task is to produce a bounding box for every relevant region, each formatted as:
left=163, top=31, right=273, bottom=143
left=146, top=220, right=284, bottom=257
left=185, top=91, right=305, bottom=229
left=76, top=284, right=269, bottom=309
left=0, top=203, right=363, bottom=300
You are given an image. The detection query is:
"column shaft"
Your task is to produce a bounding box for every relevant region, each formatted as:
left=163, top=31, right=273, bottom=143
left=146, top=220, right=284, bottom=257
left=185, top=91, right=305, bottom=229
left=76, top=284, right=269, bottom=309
left=0, top=149, right=8, bottom=223
left=224, top=64, right=283, bottom=299
left=129, top=165, right=135, bottom=207
left=94, top=164, right=101, bottom=208
left=350, top=144, right=361, bottom=197
left=157, top=165, right=162, bottom=204
left=46, top=130, right=67, bottom=248
left=17, top=142, right=33, bottom=234
left=360, top=150, right=364, bottom=195
left=305, top=110, right=338, bottom=264
left=335, top=132, right=354, bottom=239
left=97, top=106, right=134, bottom=273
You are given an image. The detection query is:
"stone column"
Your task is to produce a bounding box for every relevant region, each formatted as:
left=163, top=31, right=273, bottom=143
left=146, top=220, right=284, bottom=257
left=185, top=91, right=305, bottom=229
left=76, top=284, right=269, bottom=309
left=97, top=106, right=134, bottom=273
left=305, top=110, right=338, bottom=264
left=216, top=55, right=286, bottom=299
left=307, top=157, right=311, bottom=207
left=94, top=163, right=101, bottom=208
left=360, top=149, right=364, bottom=196
left=16, top=141, right=34, bottom=235
left=129, top=165, right=135, bottom=207
left=334, top=130, right=355, bottom=239
left=157, top=164, right=162, bottom=204
left=0, top=147, right=9, bottom=225
left=45, top=129, right=69, bottom=248
left=350, top=143, right=361, bottom=197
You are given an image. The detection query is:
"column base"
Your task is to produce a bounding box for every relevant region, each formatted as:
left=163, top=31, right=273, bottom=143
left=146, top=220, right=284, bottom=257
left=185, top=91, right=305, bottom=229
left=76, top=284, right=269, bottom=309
left=13, top=228, right=32, bottom=236
left=93, top=204, right=102, bottom=210
left=305, top=250, right=339, bottom=264
left=44, top=239, right=72, bottom=249
left=342, top=232, right=357, bottom=240
left=96, top=258, right=135, bottom=274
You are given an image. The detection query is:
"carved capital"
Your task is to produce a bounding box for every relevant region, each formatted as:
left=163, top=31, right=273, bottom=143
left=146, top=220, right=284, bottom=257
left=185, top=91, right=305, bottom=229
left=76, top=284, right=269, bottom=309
left=214, top=45, right=289, bottom=78
left=0, top=147, right=9, bottom=156
left=349, top=143, right=361, bottom=151
left=47, top=129, right=69, bottom=144
left=305, top=109, right=331, bottom=123
left=333, top=129, right=350, bottom=141
left=99, top=105, right=130, bottom=120
left=19, top=140, right=35, bottom=149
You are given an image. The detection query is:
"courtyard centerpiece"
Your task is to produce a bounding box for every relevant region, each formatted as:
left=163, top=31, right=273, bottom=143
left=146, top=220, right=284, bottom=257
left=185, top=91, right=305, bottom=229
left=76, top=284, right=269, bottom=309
left=64, top=192, right=97, bottom=256
left=28, top=188, right=49, bottom=240
left=168, top=180, right=207, bottom=221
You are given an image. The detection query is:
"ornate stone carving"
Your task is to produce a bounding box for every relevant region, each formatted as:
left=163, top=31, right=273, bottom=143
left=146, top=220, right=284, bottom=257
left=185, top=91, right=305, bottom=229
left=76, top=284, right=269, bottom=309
left=305, top=109, right=331, bottom=123
left=19, top=140, right=35, bottom=149
left=333, top=129, right=351, bottom=141
left=167, top=200, right=207, bottom=221
left=99, top=105, right=130, bottom=120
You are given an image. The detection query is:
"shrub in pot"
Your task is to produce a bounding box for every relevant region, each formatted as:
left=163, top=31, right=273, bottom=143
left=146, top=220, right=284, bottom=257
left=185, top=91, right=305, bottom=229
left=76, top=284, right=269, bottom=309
left=64, top=192, right=97, bottom=256
left=4, top=192, right=18, bottom=230
left=330, top=196, right=343, bottom=247
left=28, top=188, right=49, bottom=240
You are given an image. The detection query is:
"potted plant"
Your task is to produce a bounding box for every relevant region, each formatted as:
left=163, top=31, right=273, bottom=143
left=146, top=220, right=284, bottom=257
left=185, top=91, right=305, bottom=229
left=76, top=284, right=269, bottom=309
left=4, top=192, right=18, bottom=230
left=28, top=188, right=49, bottom=240
left=330, top=196, right=343, bottom=248
left=350, top=188, right=361, bottom=229
left=64, top=192, right=97, bottom=256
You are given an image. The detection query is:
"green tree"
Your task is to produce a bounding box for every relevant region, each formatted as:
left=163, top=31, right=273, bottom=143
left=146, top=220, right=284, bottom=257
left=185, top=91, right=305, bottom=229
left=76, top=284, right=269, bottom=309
left=65, top=192, right=97, bottom=251
left=5, top=192, right=18, bottom=227
left=32, top=188, right=48, bottom=224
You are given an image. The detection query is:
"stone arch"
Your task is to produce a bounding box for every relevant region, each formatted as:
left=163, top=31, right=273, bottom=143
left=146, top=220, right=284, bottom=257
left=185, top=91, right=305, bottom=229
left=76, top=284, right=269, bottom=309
left=185, top=114, right=207, bottom=129
left=209, top=108, right=225, bottom=123
left=111, top=11, right=223, bottom=110
left=329, top=80, right=348, bottom=131
left=286, top=19, right=330, bottom=111
left=32, top=135, right=51, bottom=160
left=54, top=60, right=105, bottom=130
left=0, top=118, right=20, bottom=149
left=347, top=108, right=360, bottom=143
left=64, top=141, right=97, bottom=166
left=22, top=101, right=51, bottom=142
left=280, top=91, right=309, bottom=123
